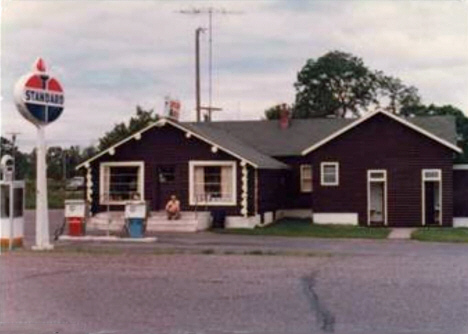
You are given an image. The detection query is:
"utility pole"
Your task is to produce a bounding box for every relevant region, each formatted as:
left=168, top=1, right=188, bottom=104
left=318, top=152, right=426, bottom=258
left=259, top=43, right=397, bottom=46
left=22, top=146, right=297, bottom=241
left=178, top=7, right=243, bottom=121
left=195, top=27, right=205, bottom=122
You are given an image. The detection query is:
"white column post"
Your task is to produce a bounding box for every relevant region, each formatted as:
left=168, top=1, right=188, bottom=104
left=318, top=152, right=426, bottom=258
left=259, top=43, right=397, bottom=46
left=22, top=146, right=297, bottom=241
left=241, top=162, right=248, bottom=217
left=32, top=125, right=53, bottom=250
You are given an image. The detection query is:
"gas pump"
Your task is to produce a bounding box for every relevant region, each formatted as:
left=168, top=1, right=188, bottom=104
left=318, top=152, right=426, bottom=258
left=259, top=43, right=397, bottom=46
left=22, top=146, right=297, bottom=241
left=124, top=200, right=147, bottom=238
left=0, top=155, right=25, bottom=249
left=64, top=199, right=88, bottom=236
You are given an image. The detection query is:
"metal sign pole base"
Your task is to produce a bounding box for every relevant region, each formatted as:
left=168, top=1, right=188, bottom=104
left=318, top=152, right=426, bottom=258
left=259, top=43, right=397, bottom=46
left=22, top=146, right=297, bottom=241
left=32, top=125, right=54, bottom=251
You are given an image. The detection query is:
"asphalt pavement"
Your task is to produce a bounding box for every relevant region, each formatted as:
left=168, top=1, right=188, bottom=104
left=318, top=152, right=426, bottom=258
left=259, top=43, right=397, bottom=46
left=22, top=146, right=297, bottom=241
left=1, top=210, right=468, bottom=334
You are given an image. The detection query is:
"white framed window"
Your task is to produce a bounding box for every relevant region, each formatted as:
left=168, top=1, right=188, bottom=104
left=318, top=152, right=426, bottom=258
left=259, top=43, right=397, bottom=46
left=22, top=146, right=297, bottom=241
left=423, top=169, right=441, bottom=181
left=189, top=161, right=237, bottom=206
left=369, top=170, right=386, bottom=181
left=99, top=161, right=144, bottom=205
left=321, top=162, right=339, bottom=186
left=300, top=164, right=313, bottom=192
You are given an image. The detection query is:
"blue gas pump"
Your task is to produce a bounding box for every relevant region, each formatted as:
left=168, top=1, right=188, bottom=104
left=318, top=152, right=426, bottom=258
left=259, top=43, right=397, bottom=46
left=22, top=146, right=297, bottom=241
left=124, top=201, right=147, bottom=238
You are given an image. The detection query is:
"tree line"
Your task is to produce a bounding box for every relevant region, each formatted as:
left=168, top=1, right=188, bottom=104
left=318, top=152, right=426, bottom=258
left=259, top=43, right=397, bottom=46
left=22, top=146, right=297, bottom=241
left=2, top=49, right=467, bottom=182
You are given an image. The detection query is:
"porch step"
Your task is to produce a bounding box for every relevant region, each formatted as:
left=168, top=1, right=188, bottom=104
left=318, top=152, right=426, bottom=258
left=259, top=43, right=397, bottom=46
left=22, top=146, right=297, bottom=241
left=86, top=211, right=211, bottom=233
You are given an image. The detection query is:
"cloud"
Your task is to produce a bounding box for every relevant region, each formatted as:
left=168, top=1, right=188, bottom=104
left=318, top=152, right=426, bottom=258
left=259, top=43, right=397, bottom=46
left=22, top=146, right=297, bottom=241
left=1, top=0, right=467, bottom=151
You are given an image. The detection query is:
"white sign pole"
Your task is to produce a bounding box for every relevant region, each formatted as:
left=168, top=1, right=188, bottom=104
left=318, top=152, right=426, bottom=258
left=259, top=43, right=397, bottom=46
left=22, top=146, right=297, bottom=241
left=32, top=125, right=53, bottom=250
left=14, top=58, right=63, bottom=251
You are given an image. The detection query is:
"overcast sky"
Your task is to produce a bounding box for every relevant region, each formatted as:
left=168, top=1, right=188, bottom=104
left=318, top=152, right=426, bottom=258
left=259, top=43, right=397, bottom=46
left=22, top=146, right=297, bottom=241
left=1, top=0, right=467, bottom=151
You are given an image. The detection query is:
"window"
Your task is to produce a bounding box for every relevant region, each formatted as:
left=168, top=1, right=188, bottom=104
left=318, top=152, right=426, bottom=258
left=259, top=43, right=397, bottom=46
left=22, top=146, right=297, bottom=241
left=0, top=186, right=23, bottom=218
left=369, top=171, right=386, bottom=181
left=100, top=162, right=144, bottom=204
left=423, top=169, right=441, bottom=181
left=321, top=162, right=339, bottom=186
left=300, top=164, right=312, bottom=192
left=13, top=188, right=24, bottom=217
left=1, top=185, right=9, bottom=218
left=158, top=165, right=175, bottom=183
left=189, top=161, right=237, bottom=205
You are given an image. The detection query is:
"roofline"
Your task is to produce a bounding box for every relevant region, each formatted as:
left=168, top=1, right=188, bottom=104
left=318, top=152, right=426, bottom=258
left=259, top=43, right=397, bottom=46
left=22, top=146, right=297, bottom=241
left=301, top=110, right=462, bottom=155
left=76, top=118, right=259, bottom=170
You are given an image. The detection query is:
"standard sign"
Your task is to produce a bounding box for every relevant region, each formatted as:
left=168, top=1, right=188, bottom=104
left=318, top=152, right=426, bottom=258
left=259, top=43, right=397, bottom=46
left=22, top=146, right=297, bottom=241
left=14, top=58, right=64, bottom=126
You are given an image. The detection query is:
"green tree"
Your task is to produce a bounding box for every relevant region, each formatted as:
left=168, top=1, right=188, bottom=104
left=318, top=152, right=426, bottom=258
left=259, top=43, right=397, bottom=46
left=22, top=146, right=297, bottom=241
left=376, top=74, right=421, bottom=114
left=46, top=146, right=64, bottom=180
left=293, top=51, right=378, bottom=118
left=264, top=104, right=291, bottom=120
left=98, top=106, right=159, bottom=151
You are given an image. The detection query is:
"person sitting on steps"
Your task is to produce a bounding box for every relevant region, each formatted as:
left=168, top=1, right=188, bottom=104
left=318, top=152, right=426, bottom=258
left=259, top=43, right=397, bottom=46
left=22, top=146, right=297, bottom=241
left=165, top=194, right=181, bottom=220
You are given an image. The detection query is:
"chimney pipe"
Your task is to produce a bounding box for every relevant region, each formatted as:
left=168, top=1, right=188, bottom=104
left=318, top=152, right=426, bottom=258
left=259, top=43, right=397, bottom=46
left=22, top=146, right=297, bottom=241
left=279, top=103, right=290, bottom=129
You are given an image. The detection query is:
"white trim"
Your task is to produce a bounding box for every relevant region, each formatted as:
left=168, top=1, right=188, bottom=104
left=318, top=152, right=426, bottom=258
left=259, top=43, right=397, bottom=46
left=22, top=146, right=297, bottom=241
left=301, top=110, right=462, bottom=155
left=300, top=164, right=313, bottom=193
left=320, top=162, right=339, bottom=186
left=421, top=169, right=443, bottom=226
left=367, top=169, right=388, bottom=226
left=313, top=213, right=358, bottom=225
left=188, top=160, right=237, bottom=206
left=76, top=118, right=259, bottom=170
left=453, top=164, right=468, bottom=170
left=99, top=161, right=145, bottom=205
left=241, top=164, right=248, bottom=216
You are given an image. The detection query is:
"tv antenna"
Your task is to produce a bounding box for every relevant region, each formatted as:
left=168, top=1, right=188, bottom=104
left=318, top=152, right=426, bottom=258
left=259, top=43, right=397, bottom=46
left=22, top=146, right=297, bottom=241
left=178, top=7, right=243, bottom=120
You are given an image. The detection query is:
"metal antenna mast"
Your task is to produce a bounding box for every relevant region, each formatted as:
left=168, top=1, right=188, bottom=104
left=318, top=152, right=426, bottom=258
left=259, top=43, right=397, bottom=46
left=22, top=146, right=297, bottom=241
left=178, top=7, right=243, bottom=120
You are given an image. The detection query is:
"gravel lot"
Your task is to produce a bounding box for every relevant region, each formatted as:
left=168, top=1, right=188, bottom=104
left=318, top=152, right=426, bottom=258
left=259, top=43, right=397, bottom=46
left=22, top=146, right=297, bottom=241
left=1, top=210, right=468, bottom=334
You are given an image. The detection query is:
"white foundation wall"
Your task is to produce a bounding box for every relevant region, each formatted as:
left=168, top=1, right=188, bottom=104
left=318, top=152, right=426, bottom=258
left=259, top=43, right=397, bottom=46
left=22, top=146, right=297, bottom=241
left=453, top=217, right=468, bottom=228
left=196, top=212, right=212, bottom=231
left=0, top=217, right=24, bottom=240
left=313, top=213, right=358, bottom=225
left=261, top=212, right=274, bottom=226
left=225, top=215, right=260, bottom=229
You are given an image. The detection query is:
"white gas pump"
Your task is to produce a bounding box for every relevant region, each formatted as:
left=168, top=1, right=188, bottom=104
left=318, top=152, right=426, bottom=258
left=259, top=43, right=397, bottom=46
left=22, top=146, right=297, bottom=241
left=64, top=199, right=88, bottom=236
left=0, top=155, right=25, bottom=250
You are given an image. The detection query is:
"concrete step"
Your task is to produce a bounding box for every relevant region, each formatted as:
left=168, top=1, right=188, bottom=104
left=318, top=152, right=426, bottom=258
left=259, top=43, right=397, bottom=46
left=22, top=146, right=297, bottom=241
left=87, top=211, right=210, bottom=232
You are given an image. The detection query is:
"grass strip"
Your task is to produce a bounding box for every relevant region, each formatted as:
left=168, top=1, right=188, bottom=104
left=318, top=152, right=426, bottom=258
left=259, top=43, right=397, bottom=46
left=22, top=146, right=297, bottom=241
left=216, top=218, right=390, bottom=239
left=411, top=227, right=468, bottom=243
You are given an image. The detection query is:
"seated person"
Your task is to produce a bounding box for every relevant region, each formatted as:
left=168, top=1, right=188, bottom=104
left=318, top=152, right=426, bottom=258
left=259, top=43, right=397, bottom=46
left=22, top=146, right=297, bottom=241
left=165, top=195, right=181, bottom=220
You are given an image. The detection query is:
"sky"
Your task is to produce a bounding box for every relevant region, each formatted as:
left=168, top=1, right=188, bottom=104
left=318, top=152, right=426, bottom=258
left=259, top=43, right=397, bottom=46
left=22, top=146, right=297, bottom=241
left=1, top=0, right=468, bottom=151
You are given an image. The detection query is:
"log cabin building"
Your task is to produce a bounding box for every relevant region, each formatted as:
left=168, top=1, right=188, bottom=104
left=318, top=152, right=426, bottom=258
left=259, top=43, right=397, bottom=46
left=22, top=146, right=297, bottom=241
left=77, top=109, right=468, bottom=230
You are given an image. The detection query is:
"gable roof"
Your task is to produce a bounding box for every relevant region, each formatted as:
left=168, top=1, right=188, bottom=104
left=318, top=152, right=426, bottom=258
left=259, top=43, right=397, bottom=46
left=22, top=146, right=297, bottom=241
left=183, top=122, right=288, bottom=169
left=76, top=118, right=289, bottom=170
left=195, top=111, right=459, bottom=156
left=300, top=110, right=461, bottom=155
left=190, top=118, right=354, bottom=156
left=77, top=110, right=460, bottom=170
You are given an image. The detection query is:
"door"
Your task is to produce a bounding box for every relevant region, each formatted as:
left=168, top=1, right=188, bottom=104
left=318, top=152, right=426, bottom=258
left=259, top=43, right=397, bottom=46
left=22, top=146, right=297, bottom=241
left=156, top=165, right=177, bottom=210
left=422, top=169, right=442, bottom=226
left=367, top=170, right=387, bottom=226
left=424, top=182, right=436, bottom=225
